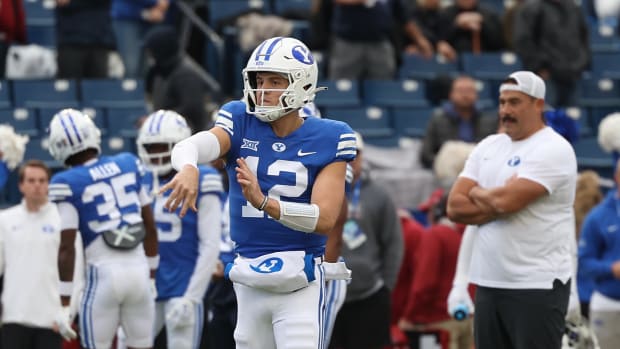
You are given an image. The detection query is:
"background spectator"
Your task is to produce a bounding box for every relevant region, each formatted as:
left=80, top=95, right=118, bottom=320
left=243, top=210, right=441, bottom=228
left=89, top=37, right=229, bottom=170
left=328, top=0, right=432, bottom=80
left=111, top=0, right=172, bottom=77
left=0, top=0, right=26, bottom=78
left=143, top=26, right=213, bottom=132
left=329, top=132, right=404, bottom=349
left=436, top=0, right=504, bottom=61
left=55, top=0, right=115, bottom=79
left=512, top=0, right=590, bottom=108
left=419, top=75, right=497, bottom=169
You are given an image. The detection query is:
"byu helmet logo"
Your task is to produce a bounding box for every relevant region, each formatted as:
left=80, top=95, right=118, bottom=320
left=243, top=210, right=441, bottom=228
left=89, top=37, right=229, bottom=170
left=292, top=45, right=313, bottom=65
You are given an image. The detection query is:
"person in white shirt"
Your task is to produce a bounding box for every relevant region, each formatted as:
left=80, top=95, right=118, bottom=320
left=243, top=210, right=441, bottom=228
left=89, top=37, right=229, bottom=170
left=447, top=71, right=577, bottom=349
left=0, top=160, right=76, bottom=349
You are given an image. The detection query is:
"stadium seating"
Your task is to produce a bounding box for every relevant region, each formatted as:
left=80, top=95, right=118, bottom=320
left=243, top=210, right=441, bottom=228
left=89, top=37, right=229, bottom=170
left=0, top=108, right=38, bottom=136
left=324, top=106, right=394, bottom=138
left=80, top=79, right=145, bottom=109
left=589, top=24, right=620, bottom=53
left=315, top=79, right=361, bottom=108
left=105, top=107, right=148, bottom=138
left=24, top=136, right=58, bottom=166
left=590, top=52, right=620, bottom=78
left=579, top=77, right=620, bottom=107
left=573, top=136, right=613, bottom=170
left=398, top=54, right=459, bottom=80
left=460, top=52, right=522, bottom=80
left=101, top=136, right=136, bottom=155
left=363, top=79, right=429, bottom=108
left=12, top=79, right=79, bottom=109
left=38, top=107, right=106, bottom=134
left=392, top=107, right=436, bottom=138
left=0, top=81, right=10, bottom=109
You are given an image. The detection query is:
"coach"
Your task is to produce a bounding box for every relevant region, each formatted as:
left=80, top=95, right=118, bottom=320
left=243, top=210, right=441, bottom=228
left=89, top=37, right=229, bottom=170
left=447, top=71, right=577, bottom=349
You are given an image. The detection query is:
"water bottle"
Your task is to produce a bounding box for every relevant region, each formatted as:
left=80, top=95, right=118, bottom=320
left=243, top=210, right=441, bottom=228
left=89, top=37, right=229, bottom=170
left=452, top=303, right=469, bottom=321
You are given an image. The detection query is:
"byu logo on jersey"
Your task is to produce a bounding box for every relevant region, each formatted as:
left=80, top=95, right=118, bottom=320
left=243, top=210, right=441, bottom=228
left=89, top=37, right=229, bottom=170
left=272, top=142, right=286, bottom=152
left=291, top=45, right=314, bottom=65
left=507, top=156, right=521, bottom=167
left=251, top=257, right=284, bottom=273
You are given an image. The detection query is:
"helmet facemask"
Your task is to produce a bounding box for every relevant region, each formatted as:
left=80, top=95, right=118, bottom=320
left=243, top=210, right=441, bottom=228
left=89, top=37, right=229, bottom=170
left=138, top=142, right=174, bottom=176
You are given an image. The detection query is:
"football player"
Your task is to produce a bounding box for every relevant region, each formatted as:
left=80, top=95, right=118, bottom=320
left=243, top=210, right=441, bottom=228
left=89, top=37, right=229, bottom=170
left=47, top=109, right=158, bottom=349
left=161, top=36, right=357, bottom=349
left=136, top=110, right=223, bottom=348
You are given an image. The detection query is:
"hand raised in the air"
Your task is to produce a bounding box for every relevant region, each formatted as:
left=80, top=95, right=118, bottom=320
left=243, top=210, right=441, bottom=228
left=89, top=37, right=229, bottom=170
left=159, top=164, right=199, bottom=217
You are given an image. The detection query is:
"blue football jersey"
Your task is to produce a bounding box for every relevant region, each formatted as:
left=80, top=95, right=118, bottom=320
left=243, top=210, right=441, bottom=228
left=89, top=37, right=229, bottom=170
left=48, top=153, right=148, bottom=247
left=143, top=165, right=224, bottom=299
left=214, top=101, right=357, bottom=258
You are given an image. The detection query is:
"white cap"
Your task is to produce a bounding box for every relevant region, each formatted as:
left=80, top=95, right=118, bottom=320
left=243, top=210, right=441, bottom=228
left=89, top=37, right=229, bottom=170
left=499, top=71, right=546, bottom=100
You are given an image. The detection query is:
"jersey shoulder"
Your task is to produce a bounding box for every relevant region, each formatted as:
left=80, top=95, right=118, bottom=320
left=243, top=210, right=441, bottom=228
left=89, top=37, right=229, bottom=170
left=49, top=170, right=76, bottom=203
left=307, top=118, right=357, bottom=161
left=214, top=100, right=248, bottom=135
left=198, top=165, right=223, bottom=194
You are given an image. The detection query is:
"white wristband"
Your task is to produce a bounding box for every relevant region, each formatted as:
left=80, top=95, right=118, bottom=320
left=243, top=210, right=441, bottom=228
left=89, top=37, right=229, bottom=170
left=278, top=201, right=319, bottom=233
left=59, top=281, right=74, bottom=297
left=147, top=255, right=160, bottom=270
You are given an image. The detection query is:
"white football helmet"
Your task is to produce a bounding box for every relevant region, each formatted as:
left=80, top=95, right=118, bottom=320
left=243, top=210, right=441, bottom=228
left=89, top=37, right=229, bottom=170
left=136, top=110, right=191, bottom=175
left=48, top=108, right=101, bottom=165
left=242, top=36, right=321, bottom=122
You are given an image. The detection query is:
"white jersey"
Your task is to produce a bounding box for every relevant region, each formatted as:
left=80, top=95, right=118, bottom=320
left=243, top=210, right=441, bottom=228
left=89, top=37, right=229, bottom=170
left=0, top=201, right=62, bottom=328
left=460, top=127, right=576, bottom=289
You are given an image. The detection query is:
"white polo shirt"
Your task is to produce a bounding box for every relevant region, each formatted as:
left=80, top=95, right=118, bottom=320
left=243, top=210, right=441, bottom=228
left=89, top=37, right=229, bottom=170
left=460, top=127, right=577, bottom=289
left=0, top=201, right=63, bottom=328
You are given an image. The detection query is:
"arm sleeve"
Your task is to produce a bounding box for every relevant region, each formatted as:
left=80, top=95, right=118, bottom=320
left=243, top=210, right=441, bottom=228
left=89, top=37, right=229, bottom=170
left=171, top=131, right=221, bottom=171
left=184, top=194, right=222, bottom=303
left=452, top=225, right=477, bottom=287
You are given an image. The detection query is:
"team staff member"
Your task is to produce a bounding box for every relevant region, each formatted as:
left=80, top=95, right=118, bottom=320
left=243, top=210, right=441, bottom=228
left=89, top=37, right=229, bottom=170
left=0, top=160, right=76, bottom=348
left=447, top=71, right=576, bottom=349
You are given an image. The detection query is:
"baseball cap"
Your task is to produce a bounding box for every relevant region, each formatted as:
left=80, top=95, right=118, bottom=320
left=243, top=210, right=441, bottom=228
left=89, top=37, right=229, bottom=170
left=499, top=71, right=545, bottom=100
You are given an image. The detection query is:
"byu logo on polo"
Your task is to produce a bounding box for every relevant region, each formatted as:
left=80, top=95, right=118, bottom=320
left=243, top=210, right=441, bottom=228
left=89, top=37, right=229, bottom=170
left=507, top=156, right=521, bottom=167
left=251, top=257, right=284, bottom=273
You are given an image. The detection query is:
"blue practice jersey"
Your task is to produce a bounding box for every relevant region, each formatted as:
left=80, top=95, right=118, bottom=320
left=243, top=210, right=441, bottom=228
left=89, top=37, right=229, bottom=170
left=143, top=165, right=224, bottom=300
left=48, top=153, right=147, bottom=247
left=214, top=100, right=357, bottom=258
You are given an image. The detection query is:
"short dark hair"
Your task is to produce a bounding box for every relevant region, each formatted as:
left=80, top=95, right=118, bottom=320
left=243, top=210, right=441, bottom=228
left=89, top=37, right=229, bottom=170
left=18, top=160, right=51, bottom=183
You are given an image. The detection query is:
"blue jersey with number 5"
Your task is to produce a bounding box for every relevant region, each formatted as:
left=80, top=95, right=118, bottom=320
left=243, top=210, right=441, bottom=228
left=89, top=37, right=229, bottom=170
left=214, top=100, right=356, bottom=258
left=143, top=165, right=224, bottom=299
left=48, top=153, right=148, bottom=247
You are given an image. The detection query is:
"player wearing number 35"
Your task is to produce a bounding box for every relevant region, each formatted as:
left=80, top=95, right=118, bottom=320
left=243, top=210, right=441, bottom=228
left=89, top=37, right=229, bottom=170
left=46, top=109, right=159, bottom=349
left=161, top=36, right=357, bottom=349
